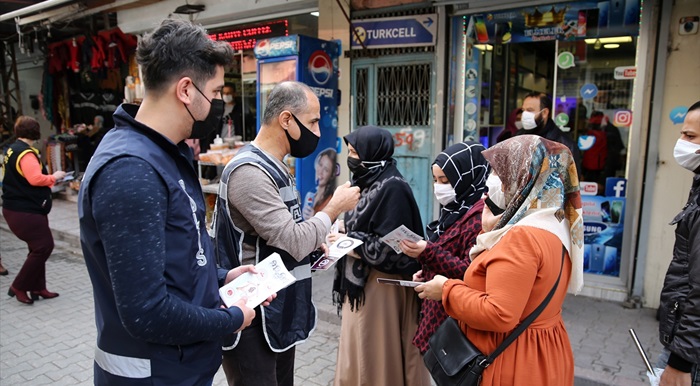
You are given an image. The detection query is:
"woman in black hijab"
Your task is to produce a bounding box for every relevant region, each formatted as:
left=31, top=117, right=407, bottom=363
left=399, top=141, right=489, bottom=355
left=331, top=125, right=430, bottom=386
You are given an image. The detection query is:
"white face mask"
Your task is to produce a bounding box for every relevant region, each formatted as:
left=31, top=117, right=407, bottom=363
left=433, top=182, right=457, bottom=206
left=485, top=173, right=506, bottom=210
left=674, top=139, right=700, bottom=172
left=514, top=121, right=523, bottom=130
left=520, top=110, right=540, bottom=131
left=222, top=95, right=234, bottom=104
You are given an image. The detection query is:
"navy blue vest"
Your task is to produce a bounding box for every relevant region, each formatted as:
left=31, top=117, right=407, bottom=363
left=2, top=140, right=52, bottom=214
left=213, top=144, right=316, bottom=352
left=79, top=105, right=221, bottom=385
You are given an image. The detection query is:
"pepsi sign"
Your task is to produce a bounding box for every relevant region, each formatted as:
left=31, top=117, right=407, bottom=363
left=308, top=50, right=332, bottom=86
left=254, top=36, right=298, bottom=58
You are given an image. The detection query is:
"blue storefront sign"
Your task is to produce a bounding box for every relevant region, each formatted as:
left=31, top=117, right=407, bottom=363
left=605, top=177, right=627, bottom=197
left=351, top=14, right=437, bottom=49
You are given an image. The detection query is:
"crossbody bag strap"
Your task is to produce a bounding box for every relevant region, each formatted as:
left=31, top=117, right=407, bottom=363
left=481, top=244, right=567, bottom=367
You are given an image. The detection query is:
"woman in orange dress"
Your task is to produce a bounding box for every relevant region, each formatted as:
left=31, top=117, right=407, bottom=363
left=417, top=135, right=584, bottom=386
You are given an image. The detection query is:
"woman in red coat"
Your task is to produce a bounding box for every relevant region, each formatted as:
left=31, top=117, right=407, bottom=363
left=2, top=116, right=66, bottom=304
left=417, top=135, right=584, bottom=386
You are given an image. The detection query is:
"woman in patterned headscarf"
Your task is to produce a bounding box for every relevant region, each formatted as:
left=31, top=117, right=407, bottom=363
left=399, top=141, right=489, bottom=354
left=417, top=135, right=584, bottom=386
left=332, top=125, right=431, bottom=386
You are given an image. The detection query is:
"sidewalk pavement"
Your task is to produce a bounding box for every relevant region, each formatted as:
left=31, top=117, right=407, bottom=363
left=1, top=198, right=665, bottom=386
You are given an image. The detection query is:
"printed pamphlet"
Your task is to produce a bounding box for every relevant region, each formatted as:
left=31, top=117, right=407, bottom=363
left=219, top=253, right=296, bottom=308
left=379, top=225, right=423, bottom=254
left=376, top=278, right=422, bottom=287
left=310, top=235, right=363, bottom=271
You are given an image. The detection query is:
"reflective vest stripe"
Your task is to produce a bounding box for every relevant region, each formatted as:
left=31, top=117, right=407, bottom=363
left=94, top=346, right=151, bottom=379
left=290, top=264, right=311, bottom=281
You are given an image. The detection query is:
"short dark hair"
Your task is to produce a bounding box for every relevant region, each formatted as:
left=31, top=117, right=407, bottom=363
left=14, top=116, right=40, bottom=140
left=524, top=92, right=552, bottom=111
left=136, top=19, right=235, bottom=94
left=223, top=82, right=236, bottom=92
left=262, top=81, right=314, bottom=125
left=689, top=101, right=700, bottom=112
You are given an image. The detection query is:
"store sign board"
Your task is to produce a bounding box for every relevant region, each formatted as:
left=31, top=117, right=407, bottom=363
left=351, top=14, right=437, bottom=49
left=209, top=20, right=289, bottom=51
left=471, top=0, right=640, bottom=44
left=580, top=181, right=599, bottom=195
left=614, top=66, right=636, bottom=79
left=581, top=195, right=625, bottom=276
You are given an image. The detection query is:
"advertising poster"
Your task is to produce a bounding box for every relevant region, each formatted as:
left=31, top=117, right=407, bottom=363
left=470, top=0, right=640, bottom=44
left=581, top=195, right=625, bottom=276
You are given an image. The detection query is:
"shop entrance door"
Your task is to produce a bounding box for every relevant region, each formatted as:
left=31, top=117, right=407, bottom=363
left=352, top=54, right=435, bottom=226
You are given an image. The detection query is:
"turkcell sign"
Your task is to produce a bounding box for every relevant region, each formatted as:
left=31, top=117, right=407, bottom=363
left=351, top=14, right=437, bottom=49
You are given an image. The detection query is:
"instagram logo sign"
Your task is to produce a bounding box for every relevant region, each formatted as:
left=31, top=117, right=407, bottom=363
left=613, top=110, right=632, bottom=127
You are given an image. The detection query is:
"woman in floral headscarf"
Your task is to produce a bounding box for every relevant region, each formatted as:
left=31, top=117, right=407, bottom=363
left=417, top=135, right=584, bottom=386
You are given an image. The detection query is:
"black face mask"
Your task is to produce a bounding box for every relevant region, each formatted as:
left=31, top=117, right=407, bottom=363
left=347, top=157, right=386, bottom=179
left=185, top=83, right=224, bottom=139
left=347, top=157, right=365, bottom=175
left=286, top=113, right=320, bottom=158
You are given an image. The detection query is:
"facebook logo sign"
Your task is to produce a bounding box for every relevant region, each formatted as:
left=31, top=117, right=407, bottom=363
left=605, top=178, right=627, bottom=197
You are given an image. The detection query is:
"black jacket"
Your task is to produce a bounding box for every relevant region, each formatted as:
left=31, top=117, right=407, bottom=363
left=659, top=173, right=700, bottom=371
left=1, top=140, right=52, bottom=215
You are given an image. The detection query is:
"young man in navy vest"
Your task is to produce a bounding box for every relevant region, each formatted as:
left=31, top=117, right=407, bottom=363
left=216, top=81, right=360, bottom=386
left=78, top=19, right=270, bottom=385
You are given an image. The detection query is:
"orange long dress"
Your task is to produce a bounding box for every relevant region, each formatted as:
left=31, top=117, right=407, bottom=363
left=442, top=226, right=574, bottom=386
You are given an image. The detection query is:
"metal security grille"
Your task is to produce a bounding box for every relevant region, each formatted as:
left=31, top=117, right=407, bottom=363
left=355, top=67, right=368, bottom=126
left=376, top=63, right=431, bottom=126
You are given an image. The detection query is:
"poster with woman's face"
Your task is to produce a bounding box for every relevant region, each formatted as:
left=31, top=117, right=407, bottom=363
left=302, top=148, right=339, bottom=220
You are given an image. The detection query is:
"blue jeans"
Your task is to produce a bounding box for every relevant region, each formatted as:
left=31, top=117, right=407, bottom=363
left=657, top=348, right=700, bottom=386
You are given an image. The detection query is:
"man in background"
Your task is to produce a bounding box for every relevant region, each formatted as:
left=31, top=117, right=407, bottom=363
left=517, top=91, right=582, bottom=173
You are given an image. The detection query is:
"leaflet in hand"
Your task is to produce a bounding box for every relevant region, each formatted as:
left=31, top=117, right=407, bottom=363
left=376, top=278, right=422, bottom=287
left=219, top=253, right=296, bottom=308
left=380, top=225, right=423, bottom=254
left=310, top=235, right=363, bottom=271
left=60, top=171, right=75, bottom=182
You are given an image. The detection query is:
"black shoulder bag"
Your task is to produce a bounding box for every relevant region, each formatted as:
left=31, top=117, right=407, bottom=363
left=423, top=245, right=566, bottom=386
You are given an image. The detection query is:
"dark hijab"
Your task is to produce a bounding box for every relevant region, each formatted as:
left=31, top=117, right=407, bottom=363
left=333, top=126, right=423, bottom=312
left=344, top=126, right=395, bottom=188
left=426, top=141, right=489, bottom=242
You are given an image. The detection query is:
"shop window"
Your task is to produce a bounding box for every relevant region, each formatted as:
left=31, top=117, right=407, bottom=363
left=376, top=63, right=431, bottom=126
left=355, top=68, right=369, bottom=126
left=555, top=38, right=636, bottom=186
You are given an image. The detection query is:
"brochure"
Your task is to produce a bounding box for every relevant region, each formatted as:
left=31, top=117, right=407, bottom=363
left=379, top=225, right=423, bottom=254
left=219, top=253, right=296, bottom=308
left=310, top=235, right=363, bottom=271
left=376, top=278, right=423, bottom=288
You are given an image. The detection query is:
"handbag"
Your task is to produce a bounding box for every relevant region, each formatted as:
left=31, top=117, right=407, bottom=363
left=423, top=245, right=566, bottom=386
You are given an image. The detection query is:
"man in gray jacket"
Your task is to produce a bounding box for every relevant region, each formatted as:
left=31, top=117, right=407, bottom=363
left=216, top=81, right=360, bottom=386
left=658, top=100, right=700, bottom=386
